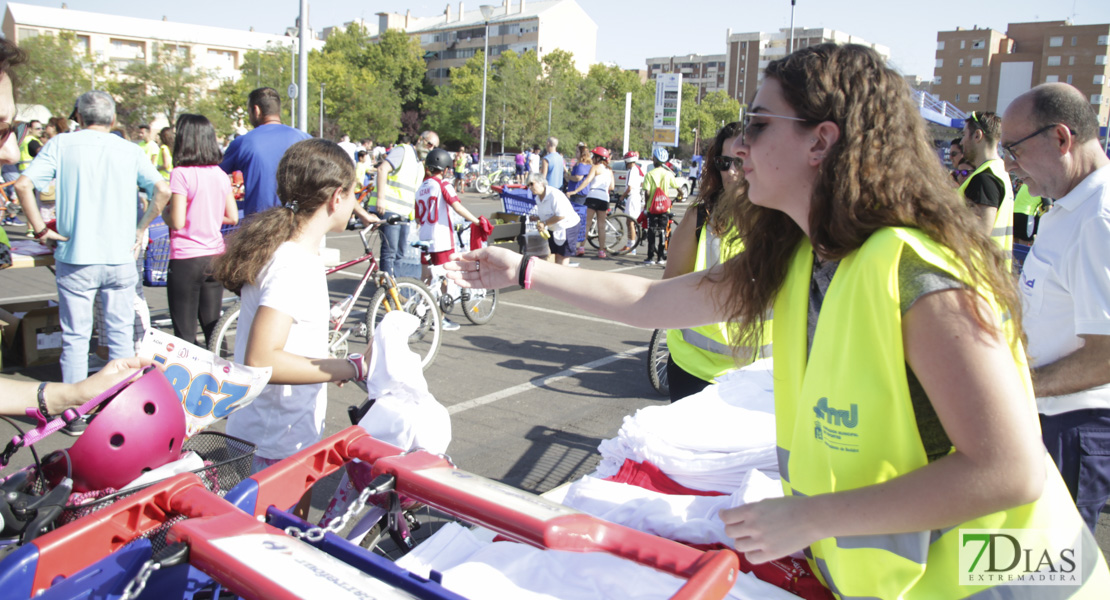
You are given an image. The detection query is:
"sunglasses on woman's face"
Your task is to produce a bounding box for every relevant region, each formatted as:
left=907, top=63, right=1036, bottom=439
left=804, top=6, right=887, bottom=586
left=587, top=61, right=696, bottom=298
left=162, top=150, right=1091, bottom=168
left=954, top=169, right=972, bottom=177
left=714, top=156, right=741, bottom=172
left=0, top=121, right=27, bottom=148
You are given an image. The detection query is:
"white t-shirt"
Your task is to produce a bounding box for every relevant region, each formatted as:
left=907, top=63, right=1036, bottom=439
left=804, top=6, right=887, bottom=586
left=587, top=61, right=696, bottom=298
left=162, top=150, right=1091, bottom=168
left=1020, top=164, right=1110, bottom=415
left=415, top=176, right=461, bottom=253
left=337, top=141, right=358, bottom=164
left=534, top=187, right=581, bottom=244
left=624, top=162, right=646, bottom=218
left=528, top=152, right=540, bottom=173
left=587, top=168, right=613, bottom=202
left=226, top=242, right=330, bottom=459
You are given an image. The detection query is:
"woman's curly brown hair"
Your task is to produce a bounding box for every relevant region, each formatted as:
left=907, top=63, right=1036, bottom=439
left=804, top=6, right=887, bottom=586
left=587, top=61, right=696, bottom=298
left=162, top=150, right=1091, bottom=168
left=719, top=43, right=1020, bottom=350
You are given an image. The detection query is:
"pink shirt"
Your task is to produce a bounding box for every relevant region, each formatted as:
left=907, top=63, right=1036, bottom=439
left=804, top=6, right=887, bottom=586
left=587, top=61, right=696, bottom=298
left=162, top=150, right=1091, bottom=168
left=168, top=165, right=232, bottom=260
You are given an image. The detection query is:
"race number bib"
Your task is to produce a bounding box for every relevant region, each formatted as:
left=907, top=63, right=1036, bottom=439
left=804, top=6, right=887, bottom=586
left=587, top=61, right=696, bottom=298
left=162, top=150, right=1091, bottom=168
left=139, top=329, right=271, bottom=438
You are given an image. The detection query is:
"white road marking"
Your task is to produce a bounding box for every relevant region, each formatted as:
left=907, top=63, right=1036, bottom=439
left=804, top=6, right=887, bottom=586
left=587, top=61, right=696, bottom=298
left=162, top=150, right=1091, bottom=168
left=448, top=345, right=648, bottom=415
left=497, top=301, right=644, bottom=329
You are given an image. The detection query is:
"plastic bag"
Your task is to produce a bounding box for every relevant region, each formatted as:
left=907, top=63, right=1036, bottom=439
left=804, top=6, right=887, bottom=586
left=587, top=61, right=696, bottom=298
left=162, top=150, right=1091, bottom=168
left=359, top=311, right=451, bottom=455
left=138, top=329, right=272, bottom=438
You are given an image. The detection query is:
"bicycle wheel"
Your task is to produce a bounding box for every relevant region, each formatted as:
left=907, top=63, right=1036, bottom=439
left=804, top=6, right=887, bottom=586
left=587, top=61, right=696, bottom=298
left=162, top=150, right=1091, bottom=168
left=366, top=277, right=441, bottom=370
left=207, top=300, right=241, bottom=361
left=647, top=329, right=669, bottom=396
left=614, top=213, right=643, bottom=255
left=606, top=214, right=637, bottom=253
left=475, top=175, right=491, bottom=195
left=460, top=287, right=498, bottom=325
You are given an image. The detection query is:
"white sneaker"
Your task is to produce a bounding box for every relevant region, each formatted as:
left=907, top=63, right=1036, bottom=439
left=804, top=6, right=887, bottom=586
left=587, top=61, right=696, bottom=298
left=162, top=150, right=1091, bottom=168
left=658, top=259, right=667, bottom=266
left=441, top=318, right=461, bottom=331
left=565, top=262, right=580, bottom=268
left=642, top=258, right=656, bottom=265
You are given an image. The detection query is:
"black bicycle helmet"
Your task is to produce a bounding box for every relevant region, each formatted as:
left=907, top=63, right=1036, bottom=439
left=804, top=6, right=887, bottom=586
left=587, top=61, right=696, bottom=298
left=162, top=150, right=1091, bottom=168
left=425, top=148, right=453, bottom=172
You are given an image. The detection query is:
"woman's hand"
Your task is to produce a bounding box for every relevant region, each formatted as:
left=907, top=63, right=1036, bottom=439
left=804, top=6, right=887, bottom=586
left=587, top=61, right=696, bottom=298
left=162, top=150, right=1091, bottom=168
left=61, top=357, right=155, bottom=413
left=446, top=246, right=523, bottom=289
left=719, top=496, right=820, bottom=564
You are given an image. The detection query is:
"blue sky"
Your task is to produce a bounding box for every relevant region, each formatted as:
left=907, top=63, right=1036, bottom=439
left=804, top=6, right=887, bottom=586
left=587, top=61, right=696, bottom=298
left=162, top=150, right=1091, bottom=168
left=6, top=0, right=1110, bottom=78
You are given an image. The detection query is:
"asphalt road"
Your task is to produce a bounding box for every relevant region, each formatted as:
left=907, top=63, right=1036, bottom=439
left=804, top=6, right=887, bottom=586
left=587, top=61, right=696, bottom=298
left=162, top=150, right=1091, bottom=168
left=3, top=189, right=1108, bottom=563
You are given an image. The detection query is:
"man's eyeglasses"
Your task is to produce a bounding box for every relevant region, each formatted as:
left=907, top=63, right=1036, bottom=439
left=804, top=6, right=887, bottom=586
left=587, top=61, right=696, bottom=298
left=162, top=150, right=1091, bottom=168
left=1001, top=123, right=1073, bottom=162
left=741, top=111, right=812, bottom=145
left=713, top=155, right=741, bottom=171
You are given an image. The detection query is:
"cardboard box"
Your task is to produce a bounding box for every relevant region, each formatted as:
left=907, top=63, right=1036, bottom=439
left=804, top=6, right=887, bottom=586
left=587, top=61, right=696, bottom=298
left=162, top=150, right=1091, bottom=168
left=0, top=301, right=63, bottom=367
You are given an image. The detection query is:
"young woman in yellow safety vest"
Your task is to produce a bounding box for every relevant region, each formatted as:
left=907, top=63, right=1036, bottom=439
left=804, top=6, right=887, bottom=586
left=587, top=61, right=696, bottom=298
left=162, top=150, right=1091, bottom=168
left=446, top=43, right=1109, bottom=598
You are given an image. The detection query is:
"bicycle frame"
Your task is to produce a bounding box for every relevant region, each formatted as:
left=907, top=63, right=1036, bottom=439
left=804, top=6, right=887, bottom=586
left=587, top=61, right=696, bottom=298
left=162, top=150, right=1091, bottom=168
left=323, top=223, right=406, bottom=355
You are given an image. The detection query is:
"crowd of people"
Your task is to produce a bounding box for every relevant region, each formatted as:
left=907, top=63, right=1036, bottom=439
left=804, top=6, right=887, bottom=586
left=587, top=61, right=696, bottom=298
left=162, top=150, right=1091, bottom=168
left=2, top=33, right=1110, bottom=597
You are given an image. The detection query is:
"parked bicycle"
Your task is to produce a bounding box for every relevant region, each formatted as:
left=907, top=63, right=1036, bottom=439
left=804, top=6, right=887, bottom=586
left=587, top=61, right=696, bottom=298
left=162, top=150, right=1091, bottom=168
left=474, top=165, right=512, bottom=195
left=586, top=197, right=642, bottom=255
left=208, top=218, right=443, bottom=371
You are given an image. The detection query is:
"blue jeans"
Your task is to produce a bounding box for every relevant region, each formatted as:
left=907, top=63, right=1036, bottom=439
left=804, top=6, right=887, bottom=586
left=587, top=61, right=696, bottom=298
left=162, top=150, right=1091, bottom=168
left=1040, top=409, right=1110, bottom=533
left=55, top=261, right=137, bottom=383
left=377, top=211, right=409, bottom=277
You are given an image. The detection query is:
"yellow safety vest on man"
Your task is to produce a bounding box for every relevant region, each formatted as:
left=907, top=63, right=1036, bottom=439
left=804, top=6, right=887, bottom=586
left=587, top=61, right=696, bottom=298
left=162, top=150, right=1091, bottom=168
left=155, top=143, right=173, bottom=180
left=1013, top=183, right=1041, bottom=216
left=957, top=158, right=1013, bottom=266
left=374, top=144, right=421, bottom=218
left=772, top=227, right=1108, bottom=599
left=18, top=134, right=40, bottom=171
left=138, top=140, right=159, bottom=166
left=667, top=214, right=770, bottom=381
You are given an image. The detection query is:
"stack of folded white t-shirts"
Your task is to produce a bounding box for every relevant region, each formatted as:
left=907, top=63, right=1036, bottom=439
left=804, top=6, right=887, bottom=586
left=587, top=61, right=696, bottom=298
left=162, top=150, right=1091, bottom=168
left=396, top=521, right=800, bottom=600
left=596, top=358, right=778, bottom=493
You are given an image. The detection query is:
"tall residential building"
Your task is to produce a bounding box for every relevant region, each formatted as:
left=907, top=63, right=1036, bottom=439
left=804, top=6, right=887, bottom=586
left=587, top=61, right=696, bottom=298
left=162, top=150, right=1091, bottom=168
left=1, top=2, right=316, bottom=90
left=724, top=28, right=891, bottom=106
left=645, top=54, right=727, bottom=102
left=372, top=0, right=596, bottom=86
left=933, top=21, right=1110, bottom=124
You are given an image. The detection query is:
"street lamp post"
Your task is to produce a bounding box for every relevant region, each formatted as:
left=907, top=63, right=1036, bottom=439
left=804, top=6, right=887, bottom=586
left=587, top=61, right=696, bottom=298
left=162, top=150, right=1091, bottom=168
left=789, top=0, right=797, bottom=54
left=478, top=5, right=494, bottom=174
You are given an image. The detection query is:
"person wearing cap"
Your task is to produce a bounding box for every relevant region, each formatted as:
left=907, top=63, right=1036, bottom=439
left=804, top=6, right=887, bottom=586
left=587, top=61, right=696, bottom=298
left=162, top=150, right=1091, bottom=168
left=15, top=91, right=169, bottom=383
left=568, top=146, right=614, bottom=258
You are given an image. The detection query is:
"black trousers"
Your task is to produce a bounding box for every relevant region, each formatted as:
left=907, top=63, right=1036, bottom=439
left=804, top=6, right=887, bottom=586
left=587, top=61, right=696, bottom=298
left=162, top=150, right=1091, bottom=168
left=646, top=213, right=670, bottom=261
left=666, top=354, right=712, bottom=403
left=167, top=254, right=223, bottom=347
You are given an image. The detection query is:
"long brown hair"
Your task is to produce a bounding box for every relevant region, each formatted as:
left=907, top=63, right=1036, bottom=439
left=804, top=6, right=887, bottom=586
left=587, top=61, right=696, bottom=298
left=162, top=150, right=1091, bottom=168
left=696, top=121, right=742, bottom=237
left=720, top=43, right=1020, bottom=349
left=212, top=138, right=355, bottom=294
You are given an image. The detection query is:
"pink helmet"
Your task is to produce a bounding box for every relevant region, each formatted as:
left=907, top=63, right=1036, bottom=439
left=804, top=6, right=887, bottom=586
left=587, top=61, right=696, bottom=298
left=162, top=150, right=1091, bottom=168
left=623, top=151, right=639, bottom=160
left=65, top=368, right=186, bottom=493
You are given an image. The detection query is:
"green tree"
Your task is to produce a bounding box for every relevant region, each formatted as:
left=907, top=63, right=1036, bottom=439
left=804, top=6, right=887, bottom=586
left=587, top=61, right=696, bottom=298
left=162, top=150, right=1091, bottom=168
left=424, top=51, right=485, bottom=147
left=106, top=45, right=208, bottom=131
left=364, top=28, right=429, bottom=112
left=14, top=31, right=90, bottom=117
left=687, top=90, right=741, bottom=155
left=305, top=49, right=400, bottom=142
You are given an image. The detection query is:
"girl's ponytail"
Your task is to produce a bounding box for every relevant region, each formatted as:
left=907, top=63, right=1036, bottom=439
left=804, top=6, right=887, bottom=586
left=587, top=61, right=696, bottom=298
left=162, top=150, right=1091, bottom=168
left=212, top=138, right=355, bottom=294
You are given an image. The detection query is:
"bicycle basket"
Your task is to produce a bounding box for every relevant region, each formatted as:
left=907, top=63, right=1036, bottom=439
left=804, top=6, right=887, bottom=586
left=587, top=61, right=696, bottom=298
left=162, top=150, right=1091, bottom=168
left=499, top=186, right=538, bottom=217
left=56, top=431, right=255, bottom=525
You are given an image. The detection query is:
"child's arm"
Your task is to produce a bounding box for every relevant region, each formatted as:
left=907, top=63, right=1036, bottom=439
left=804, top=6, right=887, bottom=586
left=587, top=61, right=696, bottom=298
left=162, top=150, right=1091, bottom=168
left=448, top=199, right=481, bottom=224
left=245, top=306, right=362, bottom=385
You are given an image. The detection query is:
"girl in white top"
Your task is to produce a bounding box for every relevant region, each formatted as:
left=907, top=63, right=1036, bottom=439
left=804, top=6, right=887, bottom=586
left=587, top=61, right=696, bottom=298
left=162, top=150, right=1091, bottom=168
left=211, top=139, right=366, bottom=518
left=569, top=147, right=615, bottom=258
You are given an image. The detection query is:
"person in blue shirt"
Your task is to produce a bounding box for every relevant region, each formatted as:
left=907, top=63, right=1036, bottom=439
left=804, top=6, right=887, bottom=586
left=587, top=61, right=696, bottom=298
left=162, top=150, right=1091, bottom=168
left=220, top=87, right=311, bottom=216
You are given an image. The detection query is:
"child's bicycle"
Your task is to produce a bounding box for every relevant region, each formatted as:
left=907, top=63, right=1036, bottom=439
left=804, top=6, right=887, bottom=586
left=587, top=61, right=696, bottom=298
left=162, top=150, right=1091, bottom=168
left=647, top=328, right=670, bottom=396
left=207, top=218, right=443, bottom=371
left=410, top=222, right=499, bottom=326
left=586, top=196, right=642, bottom=255
left=474, top=165, right=511, bottom=195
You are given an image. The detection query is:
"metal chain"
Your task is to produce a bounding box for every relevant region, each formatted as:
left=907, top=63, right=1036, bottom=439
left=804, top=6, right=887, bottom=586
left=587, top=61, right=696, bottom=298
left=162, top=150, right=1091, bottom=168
left=120, top=559, right=160, bottom=600
left=284, top=485, right=374, bottom=544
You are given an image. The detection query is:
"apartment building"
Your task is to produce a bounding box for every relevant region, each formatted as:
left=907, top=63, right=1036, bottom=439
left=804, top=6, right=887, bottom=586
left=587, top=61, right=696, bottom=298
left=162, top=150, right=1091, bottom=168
left=1, top=2, right=316, bottom=89
left=724, top=28, right=891, bottom=105
left=645, top=53, right=727, bottom=102
left=933, top=21, right=1110, bottom=124
left=373, top=0, right=596, bottom=86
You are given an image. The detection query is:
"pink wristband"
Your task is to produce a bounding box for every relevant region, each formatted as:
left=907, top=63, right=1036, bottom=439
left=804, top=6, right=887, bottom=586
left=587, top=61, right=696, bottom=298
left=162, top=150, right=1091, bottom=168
left=523, top=256, right=537, bottom=290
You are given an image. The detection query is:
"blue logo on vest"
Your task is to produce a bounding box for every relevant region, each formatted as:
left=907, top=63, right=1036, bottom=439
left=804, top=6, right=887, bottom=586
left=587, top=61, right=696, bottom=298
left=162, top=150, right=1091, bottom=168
left=813, top=397, right=859, bottom=428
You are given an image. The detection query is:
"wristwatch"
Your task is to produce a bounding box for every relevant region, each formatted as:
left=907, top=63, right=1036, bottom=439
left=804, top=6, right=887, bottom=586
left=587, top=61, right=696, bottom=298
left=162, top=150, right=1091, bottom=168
left=346, top=353, right=367, bottom=381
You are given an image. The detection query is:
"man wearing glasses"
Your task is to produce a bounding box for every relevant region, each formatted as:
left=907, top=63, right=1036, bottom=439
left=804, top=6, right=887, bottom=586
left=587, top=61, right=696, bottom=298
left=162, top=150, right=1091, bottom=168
left=959, top=111, right=1014, bottom=255
left=1002, top=82, right=1110, bottom=533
